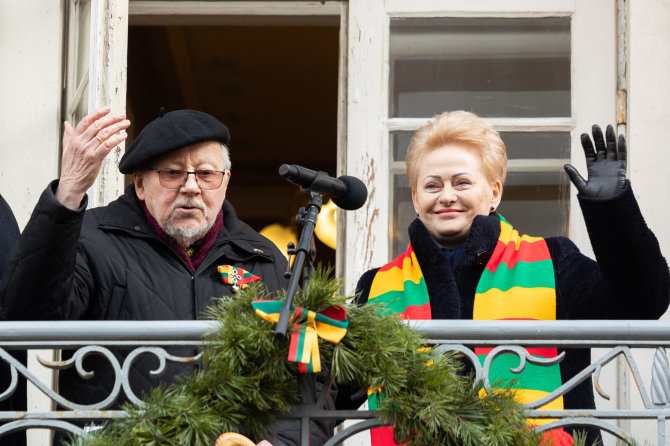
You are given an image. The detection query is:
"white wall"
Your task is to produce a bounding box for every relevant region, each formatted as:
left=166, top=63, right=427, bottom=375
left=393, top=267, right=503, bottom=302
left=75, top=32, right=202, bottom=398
left=0, top=2, right=63, bottom=445
left=629, top=2, right=670, bottom=259
left=619, top=1, right=670, bottom=444
left=0, top=1, right=62, bottom=228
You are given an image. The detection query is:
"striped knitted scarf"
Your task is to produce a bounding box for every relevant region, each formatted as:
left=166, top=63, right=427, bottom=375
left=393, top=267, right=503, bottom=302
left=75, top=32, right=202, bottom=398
left=366, top=215, right=566, bottom=445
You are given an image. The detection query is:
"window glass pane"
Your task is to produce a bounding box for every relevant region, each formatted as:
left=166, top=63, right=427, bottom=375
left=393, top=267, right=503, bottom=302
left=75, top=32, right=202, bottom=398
left=389, top=17, right=570, bottom=118
left=497, top=171, right=570, bottom=238
left=504, top=132, right=570, bottom=159
left=391, top=131, right=414, bottom=162
left=74, top=87, right=89, bottom=123
left=391, top=130, right=571, bottom=162
left=76, top=0, right=91, bottom=85
left=392, top=174, right=414, bottom=256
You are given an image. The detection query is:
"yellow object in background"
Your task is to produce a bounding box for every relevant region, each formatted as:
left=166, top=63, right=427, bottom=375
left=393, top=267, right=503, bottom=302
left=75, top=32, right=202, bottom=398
left=315, top=199, right=337, bottom=249
left=259, top=223, right=298, bottom=260
left=260, top=198, right=337, bottom=258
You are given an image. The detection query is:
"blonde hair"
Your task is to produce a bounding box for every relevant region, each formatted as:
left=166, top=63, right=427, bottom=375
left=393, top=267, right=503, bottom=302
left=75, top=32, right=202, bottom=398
left=405, top=111, right=507, bottom=188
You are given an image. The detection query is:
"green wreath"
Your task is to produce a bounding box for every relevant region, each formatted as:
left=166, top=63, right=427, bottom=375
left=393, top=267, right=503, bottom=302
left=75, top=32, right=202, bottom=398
left=69, top=267, right=542, bottom=446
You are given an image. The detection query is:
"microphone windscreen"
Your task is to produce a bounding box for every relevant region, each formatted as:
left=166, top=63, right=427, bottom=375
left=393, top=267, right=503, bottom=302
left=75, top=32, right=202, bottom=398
left=333, top=175, right=368, bottom=210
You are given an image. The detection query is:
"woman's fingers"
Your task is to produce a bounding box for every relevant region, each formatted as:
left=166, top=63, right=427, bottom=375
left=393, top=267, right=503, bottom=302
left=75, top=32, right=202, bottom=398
left=605, top=125, right=618, bottom=161
left=618, top=134, right=627, bottom=162
left=580, top=132, right=596, bottom=166
left=592, top=124, right=607, bottom=161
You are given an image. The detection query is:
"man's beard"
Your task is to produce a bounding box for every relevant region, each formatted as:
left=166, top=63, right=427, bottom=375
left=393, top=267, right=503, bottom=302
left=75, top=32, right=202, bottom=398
left=161, top=197, right=213, bottom=249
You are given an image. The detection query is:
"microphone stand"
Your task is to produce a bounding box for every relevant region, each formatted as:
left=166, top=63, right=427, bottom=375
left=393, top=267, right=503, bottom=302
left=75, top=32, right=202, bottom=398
left=274, top=191, right=322, bottom=339
left=274, top=191, right=324, bottom=446
left=273, top=166, right=366, bottom=445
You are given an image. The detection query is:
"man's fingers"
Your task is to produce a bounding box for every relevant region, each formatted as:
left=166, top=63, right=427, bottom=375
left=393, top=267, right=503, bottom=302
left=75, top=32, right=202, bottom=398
left=81, top=112, right=127, bottom=142
left=73, top=106, right=111, bottom=135
left=62, top=121, right=75, bottom=148
left=95, top=132, right=128, bottom=157
left=105, top=131, right=128, bottom=148
left=95, top=119, right=131, bottom=143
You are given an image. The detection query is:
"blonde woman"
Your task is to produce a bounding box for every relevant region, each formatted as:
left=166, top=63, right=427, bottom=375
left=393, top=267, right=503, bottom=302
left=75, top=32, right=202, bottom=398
left=356, top=111, right=669, bottom=445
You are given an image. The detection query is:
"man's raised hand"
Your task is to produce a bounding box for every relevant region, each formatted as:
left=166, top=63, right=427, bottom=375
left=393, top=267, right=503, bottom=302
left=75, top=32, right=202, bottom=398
left=56, top=107, right=130, bottom=209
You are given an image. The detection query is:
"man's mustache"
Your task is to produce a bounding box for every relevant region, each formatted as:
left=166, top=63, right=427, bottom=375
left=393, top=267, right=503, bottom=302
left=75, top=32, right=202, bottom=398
left=170, top=198, right=207, bottom=216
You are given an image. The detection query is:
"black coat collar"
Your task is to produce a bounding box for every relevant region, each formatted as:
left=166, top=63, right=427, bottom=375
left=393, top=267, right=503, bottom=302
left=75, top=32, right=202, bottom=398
left=407, top=214, right=501, bottom=318
left=408, top=213, right=501, bottom=267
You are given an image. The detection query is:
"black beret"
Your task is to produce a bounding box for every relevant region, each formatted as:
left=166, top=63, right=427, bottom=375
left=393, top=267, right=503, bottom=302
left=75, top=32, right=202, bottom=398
left=119, top=109, right=230, bottom=174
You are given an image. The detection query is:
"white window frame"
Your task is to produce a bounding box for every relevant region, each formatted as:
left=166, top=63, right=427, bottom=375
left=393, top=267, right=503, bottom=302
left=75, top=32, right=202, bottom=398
left=64, top=0, right=129, bottom=208
left=89, top=0, right=130, bottom=207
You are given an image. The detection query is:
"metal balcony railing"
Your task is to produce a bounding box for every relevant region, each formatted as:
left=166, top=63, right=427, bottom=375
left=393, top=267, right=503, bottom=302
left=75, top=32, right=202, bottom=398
left=1, top=320, right=670, bottom=445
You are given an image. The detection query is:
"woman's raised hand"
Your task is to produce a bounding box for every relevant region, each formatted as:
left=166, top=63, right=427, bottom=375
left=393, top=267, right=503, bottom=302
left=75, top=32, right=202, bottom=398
left=564, top=124, right=627, bottom=199
left=55, top=106, right=131, bottom=210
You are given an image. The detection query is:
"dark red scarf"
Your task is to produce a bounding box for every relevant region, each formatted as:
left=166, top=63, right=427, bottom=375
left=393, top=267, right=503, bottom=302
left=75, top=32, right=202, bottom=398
left=138, top=200, right=223, bottom=272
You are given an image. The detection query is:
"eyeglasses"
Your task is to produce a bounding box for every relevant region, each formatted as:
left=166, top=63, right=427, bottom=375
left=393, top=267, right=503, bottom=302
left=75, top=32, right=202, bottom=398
left=146, top=168, right=227, bottom=190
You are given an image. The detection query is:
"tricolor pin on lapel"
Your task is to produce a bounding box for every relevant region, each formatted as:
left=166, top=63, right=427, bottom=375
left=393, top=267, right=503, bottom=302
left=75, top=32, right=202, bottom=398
left=218, top=265, right=262, bottom=291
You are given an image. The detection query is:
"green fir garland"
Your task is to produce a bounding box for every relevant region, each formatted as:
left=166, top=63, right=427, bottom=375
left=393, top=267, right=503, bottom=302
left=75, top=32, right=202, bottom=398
left=68, top=267, right=542, bottom=446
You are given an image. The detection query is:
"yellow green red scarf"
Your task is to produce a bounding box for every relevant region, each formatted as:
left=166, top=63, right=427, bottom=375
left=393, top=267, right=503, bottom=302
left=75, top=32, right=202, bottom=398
left=366, top=215, right=567, bottom=445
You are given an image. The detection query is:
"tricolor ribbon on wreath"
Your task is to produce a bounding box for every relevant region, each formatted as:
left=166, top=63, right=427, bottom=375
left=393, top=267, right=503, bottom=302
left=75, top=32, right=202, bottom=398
left=251, top=300, right=348, bottom=373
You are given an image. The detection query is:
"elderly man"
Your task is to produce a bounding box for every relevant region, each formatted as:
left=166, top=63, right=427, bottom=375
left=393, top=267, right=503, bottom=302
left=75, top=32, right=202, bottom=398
left=1, top=108, right=333, bottom=446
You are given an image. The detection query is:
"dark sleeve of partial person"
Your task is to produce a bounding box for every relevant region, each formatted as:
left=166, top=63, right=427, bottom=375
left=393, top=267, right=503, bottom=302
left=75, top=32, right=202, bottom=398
left=351, top=268, right=379, bottom=307
left=0, top=194, right=20, bottom=280
left=331, top=268, right=382, bottom=414
left=0, top=194, right=28, bottom=446
left=549, top=181, right=670, bottom=320
left=0, top=181, right=93, bottom=321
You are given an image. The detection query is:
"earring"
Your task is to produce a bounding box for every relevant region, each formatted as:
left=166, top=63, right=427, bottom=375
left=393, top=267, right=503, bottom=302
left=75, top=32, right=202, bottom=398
left=490, top=205, right=495, bottom=212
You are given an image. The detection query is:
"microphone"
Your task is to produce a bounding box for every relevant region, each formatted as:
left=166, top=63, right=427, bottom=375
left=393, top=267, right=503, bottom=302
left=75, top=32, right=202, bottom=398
left=278, top=164, right=368, bottom=210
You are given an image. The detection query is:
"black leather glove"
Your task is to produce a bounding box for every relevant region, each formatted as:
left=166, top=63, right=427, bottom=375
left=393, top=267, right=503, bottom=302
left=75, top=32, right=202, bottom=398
left=564, top=124, right=627, bottom=198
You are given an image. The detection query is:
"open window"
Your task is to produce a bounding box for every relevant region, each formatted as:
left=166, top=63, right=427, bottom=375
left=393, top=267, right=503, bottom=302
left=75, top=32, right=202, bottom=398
left=344, top=0, right=616, bottom=291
